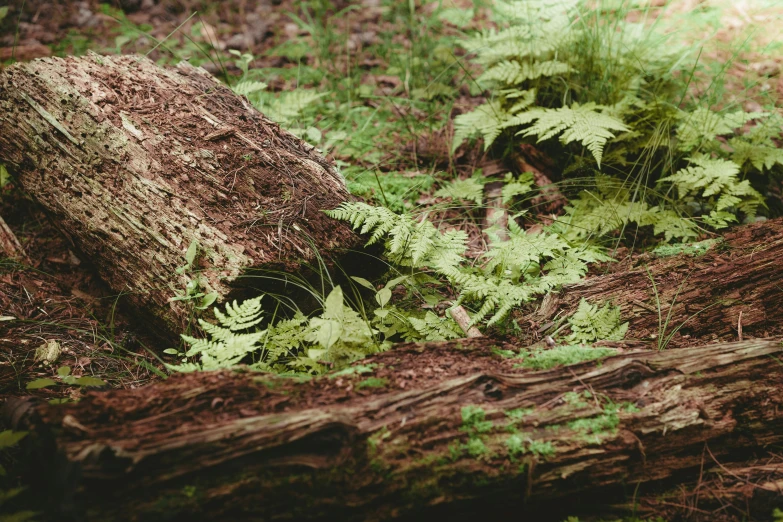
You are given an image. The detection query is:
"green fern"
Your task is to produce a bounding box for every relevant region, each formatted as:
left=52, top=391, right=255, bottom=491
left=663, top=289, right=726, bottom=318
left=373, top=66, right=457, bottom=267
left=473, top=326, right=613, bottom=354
left=169, top=287, right=384, bottom=375
left=501, top=172, right=535, bottom=204
left=232, top=79, right=268, bottom=97
left=659, top=156, right=765, bottom=218
left=244, top=88, right=327, bottom=125
left=676, top=107, right=766, bottom=152
left=408, top=311, right=464, bottom=341
left=435, top=176, right=486, bottom=205
left=511, top=103, right=629, bottom=167
left=558, top=175, right=700, bottom=242
left=328, top=203, right=609, bottom=328
left=326, top=202, right=467, bottom=272
left=566, top=298, right=628, bottom=343
left=452, top=101, right=515, bottom=152
left=728, top=112, right=783, bottom=171
left=172, top=296, right=267, bottom=371
left=479, top=60, right=571, bottom=85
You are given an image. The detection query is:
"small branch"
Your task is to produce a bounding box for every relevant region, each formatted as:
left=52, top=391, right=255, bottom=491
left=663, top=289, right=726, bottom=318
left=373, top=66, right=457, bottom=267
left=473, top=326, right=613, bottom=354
left=483, top=181, right=509, bottom=243
left=0, top=214, right=30, bottom=265
left=449, top=305, right=483, bottom=338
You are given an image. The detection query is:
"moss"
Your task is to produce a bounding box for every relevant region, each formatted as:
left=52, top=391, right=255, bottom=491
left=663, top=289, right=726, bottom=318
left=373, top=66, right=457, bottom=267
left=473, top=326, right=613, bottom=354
left=563, top=390, right=592, bottom=409
left=652, top=238, right=720, bottom=258
left=465, top=437, right=490, bottom=458
left=491, top=346, right=516, bottom=358
left=460, top=405, right=493, bottom=433
left=516, top=345, right=617, bottom=370
left=357, top=377, right=388, bottom=388
left=528, top=440, right=556, bottom=457
left=328, top=363, right=376, bottom=379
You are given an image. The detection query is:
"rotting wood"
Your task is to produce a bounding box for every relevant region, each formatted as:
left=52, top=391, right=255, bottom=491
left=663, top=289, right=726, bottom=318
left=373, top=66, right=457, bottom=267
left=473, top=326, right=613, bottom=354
left=7, top=337, right=783, bottom=521
left=529, top=217, right=783, bottom=345
left=0, top=53, right=363, bottom=336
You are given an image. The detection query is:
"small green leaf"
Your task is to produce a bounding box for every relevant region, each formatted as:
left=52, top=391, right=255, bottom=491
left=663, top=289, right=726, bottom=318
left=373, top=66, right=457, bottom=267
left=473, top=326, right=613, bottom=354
left=26, top=378, right=57, bottom=390
left=375, top=287, right=392, bottom=308
left=57, top=366, right=72, bottom=377
left=0, top=430, right=28, bottom=449
left=0, top=164, right=9, bottom=188
left=350, top=276, right=375, bottom=290
left=310, top=318, right=342, bottom=349
left=385, top=275, right=409, bottom=289
left=74, top=376, right=107, bottom=387
left=163, top=348, right=180, bottom=355
left=323, top=286, right=344, bottom=321
left=196, top=292, right=218, bottom=310
left=185, top=239, right=199, bottom=268
left=305, top=126, right=322, bottom=144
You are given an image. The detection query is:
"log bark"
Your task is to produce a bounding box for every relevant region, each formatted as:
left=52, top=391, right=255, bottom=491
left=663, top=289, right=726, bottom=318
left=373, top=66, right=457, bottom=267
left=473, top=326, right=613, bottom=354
left=8, top=337, right=783, bottom=521
left=6, top=216, right=783, bottom=520
left=0, top=53, right=362, bottom=336
left=530, top=217, right=783, bottom=345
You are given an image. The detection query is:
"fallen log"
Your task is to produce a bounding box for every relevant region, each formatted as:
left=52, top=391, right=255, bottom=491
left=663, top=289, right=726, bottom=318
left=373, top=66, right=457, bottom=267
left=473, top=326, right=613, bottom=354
left=0, top=53, right=362, bottom=336
left=7, top=337, right=783, bottom=521
left=531, top=217, right=783, bottom=345
left=6, top=213, right=783, bottom=520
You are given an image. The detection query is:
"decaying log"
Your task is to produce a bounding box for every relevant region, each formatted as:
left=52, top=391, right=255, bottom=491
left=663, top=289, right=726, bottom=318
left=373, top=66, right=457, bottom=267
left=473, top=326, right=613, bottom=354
left=532, top=217, right=783, bottom=344
left=8, top=337, right=783, bottom=521
left=0, top=53, right=362, bottom=335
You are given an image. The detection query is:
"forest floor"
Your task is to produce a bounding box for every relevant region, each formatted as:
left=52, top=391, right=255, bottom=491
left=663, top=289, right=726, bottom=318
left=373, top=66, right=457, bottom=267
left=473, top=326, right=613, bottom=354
left=1, top=0, right=783, bottom=520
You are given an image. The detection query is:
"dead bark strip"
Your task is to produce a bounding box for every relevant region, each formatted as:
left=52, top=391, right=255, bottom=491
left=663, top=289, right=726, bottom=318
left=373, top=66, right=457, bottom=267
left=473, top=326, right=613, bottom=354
left=530, top=218, right=783, bottom=345
left=8, top=337, right=783, bottom=521
left=0, top=53, right=362, bottom=336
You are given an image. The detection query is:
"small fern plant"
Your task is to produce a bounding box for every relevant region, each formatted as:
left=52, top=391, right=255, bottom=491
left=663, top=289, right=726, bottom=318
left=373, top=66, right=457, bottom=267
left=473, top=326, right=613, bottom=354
left=451, top=0, right=782, bottom=242
left=168, top=287, right=382, bottom=375
left=170, top=296, right=267, bottom=372
left=327, top=201, right=609, bottom=329
left=566, top=298, right=628, bottom=344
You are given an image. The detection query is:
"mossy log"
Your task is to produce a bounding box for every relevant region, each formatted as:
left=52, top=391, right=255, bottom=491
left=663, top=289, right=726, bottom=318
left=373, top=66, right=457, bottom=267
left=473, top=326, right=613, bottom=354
left=0, top=53, right=362, bottom=336
left=5, top=213, right=783, bottom=520
left=7, top=336, right=782, bottom=521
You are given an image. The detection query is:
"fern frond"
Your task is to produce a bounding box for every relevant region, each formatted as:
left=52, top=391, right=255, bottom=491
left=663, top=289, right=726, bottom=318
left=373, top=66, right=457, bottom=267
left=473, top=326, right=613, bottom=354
left=512, top=103, right=629, bottom=166
left=567, top=298, right=628, bottom=343
left=676, top=108, right=766, bottom=152
left=408, top=311, right=463, bottom=341
left=659, top=157, right=764, bottom=216
left=730, top=139, right=783, bottom=172
left=452, top=101, right=513, bottom=151
left=501, top=172, right=535, bottom=204
left=479, top=60, right=571, bottom=85
left=435, top=176, right=486, bottom=205
left=232, top=79, right=267, bottom=97
left=213, top=296, right=265, bottom=331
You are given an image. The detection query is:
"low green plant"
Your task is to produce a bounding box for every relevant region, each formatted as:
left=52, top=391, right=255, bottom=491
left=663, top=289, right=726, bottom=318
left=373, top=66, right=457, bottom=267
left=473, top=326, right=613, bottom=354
left=26, top=366, right=106, bottom=391
left=328, top=202, right=610, bottom=329
left=518, top=345, right=617, bottom=370
left=566, top=298, right=628, bottom=343
left=452, top=0, right=782, bottom=243
left=167, top=286, right=382, bottom=374
left=0, top=429, right=37, bottom=522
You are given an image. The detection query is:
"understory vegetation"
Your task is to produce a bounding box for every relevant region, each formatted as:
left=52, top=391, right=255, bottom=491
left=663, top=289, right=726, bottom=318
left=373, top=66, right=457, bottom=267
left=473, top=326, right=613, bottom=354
left=166, top=0, right=783, bottom=376
left=2, top=1, right=782, bottom=521
left=2, top=1, right=781, bottom=376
